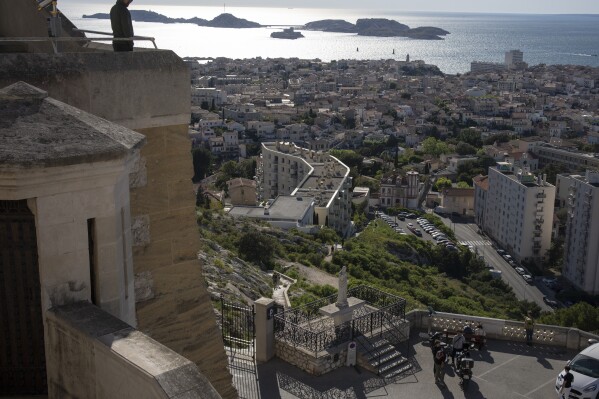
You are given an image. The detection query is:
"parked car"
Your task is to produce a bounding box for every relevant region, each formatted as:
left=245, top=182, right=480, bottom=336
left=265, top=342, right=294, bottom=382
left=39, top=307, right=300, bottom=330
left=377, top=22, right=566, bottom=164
left=502, top=254, right=513, bottom=261
left=414, top=229, right=422, bottom=237
left=555, top=343, right=599, bottom=398
left=496, top=249, right=506, bottom=255
left=515, top=267, right=526, bottom=275
left=543, top=296, right=559, bottom=308
left=522, top=274, right=534, bottom=284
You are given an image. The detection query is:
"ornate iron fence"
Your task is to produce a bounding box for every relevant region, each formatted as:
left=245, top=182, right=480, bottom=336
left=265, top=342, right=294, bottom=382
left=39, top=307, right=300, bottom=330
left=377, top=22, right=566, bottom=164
left=274, top=285, right=406, bottom=357
left=221, top=296, right=255, bottom=357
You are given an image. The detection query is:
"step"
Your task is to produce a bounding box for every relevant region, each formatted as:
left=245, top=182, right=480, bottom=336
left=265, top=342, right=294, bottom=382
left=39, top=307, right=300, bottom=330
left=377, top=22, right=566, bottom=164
left=379, top=355, right=409, bottom=374
left=370, top=349, right=404, bottom=367
left=381, top=362, right=413, bottom=380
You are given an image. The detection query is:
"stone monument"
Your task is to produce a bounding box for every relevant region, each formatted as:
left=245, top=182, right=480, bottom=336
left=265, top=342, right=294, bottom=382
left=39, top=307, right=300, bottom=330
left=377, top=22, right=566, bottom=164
left=319, top=266, right=364, bottom=326
left=336, top=266, right=348, bottom=308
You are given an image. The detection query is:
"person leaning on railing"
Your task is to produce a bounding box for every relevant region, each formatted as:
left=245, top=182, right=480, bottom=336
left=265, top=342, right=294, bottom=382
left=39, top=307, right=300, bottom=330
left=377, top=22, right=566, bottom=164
left=110, top=0, right=134, bottom=51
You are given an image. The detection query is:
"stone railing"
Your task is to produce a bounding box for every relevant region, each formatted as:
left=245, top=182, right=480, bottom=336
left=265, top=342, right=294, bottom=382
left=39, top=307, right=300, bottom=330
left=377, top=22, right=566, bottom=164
left=407, top=309, right=599, bottom=351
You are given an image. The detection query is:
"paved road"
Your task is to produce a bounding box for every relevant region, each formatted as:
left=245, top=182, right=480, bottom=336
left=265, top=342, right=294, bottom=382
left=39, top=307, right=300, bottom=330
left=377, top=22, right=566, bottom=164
left=377, top=212, right=551, bottom=311
left=438, top=215, right=552, bottom=311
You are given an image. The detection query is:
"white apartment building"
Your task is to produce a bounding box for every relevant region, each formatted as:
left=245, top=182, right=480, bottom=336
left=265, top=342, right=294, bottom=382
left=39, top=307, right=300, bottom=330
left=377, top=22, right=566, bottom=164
left=484, top=163, right=556, bottom=263
left=561, top=171, right=599, bottom=295
left=257, top=142, right=352, bottom=236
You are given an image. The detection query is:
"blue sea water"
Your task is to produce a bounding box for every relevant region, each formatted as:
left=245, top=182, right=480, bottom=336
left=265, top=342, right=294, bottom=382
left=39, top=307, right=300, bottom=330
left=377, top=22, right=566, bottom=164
left=59, top=4, right=599, bottom=74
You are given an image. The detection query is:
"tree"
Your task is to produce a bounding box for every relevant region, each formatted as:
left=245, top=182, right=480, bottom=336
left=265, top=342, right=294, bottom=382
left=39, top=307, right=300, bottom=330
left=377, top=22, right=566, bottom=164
left=456, top=181, right=471, bottom=188
left=191, top=147, right=213, bottom=183
left=422, top=137, right=450, bottom=158
left=538, top=302, right=599, bottom=333
left=434, top=177, right=452, bottom=192
left=457, top=129, right=483, bottom=147
left=330, top=150, right=364, bottom=171
left=455, top=142, right=477, bottom=155
left=237, top=231, right=278, bottom=269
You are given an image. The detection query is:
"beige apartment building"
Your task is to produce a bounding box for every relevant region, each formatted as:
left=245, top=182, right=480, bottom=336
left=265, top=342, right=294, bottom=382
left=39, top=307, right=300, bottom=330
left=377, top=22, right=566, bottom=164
left=484, top=163, right=555, bottom=263
left=379, top=171, right=420, bottom=209
left=561, top=171, right=599, bottom=295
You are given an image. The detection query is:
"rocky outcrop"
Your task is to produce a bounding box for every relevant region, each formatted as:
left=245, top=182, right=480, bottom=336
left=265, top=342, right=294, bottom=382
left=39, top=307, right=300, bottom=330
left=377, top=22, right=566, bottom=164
left=355, top=18, right=410, bottom=36
left=83, top=11, right=259, bottom=28
left=204, top=13, right=260, bottom=28
left=302, top=18, right=449, bottom=40
left=303, top=19, right=357, bottom=33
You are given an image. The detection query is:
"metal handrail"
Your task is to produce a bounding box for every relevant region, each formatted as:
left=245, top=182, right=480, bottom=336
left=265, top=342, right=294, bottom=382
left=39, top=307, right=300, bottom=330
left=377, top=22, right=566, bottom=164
left=0, top=35, right=157, bottom=49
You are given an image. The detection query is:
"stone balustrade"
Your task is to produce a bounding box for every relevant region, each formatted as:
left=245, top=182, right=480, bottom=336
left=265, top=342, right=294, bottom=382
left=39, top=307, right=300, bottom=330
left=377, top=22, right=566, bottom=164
left=406, top=309, right=599, bottom=351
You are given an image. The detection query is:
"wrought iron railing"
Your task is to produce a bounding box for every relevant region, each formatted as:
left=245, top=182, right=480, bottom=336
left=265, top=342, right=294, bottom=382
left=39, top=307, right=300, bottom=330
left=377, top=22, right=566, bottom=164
left=274, top=285, right=406, bottom=357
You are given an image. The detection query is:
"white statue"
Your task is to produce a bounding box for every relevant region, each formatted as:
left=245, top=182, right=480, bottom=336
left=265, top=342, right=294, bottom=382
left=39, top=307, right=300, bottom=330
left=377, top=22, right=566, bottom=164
left=336, top=266, right=348, bottom=308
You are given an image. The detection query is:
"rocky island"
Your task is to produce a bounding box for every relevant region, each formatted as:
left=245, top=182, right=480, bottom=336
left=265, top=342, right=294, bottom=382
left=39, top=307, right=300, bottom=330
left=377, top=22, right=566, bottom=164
left=82, top=11, right=261, bottom=29
left=303, top=18, right=450, bottom=40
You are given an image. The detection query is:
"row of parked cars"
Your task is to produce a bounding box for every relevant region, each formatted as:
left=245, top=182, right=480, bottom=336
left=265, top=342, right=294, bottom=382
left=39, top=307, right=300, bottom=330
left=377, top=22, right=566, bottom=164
left=378, top=213, right=408, bottom=236
left=416, top=217, right=458, bottom=251
left=496, top=249, right=534, bottom=285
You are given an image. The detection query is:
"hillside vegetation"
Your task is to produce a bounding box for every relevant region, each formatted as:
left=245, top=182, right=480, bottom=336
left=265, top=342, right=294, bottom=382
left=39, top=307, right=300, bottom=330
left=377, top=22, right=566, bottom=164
left=197, top=207, right=537, bottom=321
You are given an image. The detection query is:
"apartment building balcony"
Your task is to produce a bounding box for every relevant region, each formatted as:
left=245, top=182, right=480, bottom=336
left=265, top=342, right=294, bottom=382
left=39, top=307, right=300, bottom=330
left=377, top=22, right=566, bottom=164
left=536, top=193, right=547, bottom=199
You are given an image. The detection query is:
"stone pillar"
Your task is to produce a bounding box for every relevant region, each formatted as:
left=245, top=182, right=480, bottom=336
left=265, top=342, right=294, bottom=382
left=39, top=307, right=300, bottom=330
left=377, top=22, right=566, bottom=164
left=254, top=298, right=275, bottom=363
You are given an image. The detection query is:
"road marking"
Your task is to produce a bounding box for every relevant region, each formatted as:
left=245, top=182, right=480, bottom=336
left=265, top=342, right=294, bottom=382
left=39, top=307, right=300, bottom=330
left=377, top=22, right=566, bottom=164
left=477, top=355, right=521, bottom=378
left=459, top=240, right=491, bottom=246
left=524, top=377, right=557, bottom=397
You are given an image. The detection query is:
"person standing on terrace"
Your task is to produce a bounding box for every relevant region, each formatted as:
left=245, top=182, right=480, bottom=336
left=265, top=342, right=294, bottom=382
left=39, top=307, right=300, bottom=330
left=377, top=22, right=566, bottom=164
left=524, top=311, right=535, bottom=346
left=110, top=0, right=134, bottom=51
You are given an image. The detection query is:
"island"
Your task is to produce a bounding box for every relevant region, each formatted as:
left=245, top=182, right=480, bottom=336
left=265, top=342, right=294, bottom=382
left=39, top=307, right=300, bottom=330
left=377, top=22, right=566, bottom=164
left=82, top=11, right=260, bottom=29
left=303, top=18, right=450, bottom=40
left=270, top=27, right=304, bottom=40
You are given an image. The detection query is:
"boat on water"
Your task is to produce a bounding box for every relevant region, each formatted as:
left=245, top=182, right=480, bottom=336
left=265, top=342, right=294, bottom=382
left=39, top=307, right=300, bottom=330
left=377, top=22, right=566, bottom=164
left=271, top=27, right=304, bottom=40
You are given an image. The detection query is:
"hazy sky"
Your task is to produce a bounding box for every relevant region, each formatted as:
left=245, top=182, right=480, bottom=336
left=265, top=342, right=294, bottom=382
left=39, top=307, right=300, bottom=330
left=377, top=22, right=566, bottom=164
left=78, top=0, right=599, bottom=14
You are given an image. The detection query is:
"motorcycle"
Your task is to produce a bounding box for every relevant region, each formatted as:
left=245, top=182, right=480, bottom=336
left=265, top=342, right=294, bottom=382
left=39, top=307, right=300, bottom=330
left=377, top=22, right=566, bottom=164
left=455, top=347, right=475, bottom=387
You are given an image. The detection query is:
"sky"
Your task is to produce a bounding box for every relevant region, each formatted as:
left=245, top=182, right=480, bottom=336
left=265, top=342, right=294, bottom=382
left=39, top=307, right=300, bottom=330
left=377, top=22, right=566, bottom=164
left=75, top=0, right=599, bottom=14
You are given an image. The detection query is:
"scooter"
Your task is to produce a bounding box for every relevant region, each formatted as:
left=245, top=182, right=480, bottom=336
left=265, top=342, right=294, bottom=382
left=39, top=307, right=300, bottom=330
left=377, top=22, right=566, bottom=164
left=455, top=347, right=474, bottom=387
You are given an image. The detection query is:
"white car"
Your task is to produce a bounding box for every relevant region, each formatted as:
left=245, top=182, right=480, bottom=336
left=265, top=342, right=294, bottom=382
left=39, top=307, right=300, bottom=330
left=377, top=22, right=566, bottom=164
left=555, top=342, right=599, bottom=399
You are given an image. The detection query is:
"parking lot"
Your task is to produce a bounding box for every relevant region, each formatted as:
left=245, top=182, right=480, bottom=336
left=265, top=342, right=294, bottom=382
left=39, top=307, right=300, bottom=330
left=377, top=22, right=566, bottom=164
left=376, top=211, right=459, bottom=251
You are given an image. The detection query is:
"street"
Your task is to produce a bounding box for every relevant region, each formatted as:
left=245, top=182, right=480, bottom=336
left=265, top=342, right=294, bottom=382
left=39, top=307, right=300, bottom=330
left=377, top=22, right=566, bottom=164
left=439, top=215, right=552, bottom=311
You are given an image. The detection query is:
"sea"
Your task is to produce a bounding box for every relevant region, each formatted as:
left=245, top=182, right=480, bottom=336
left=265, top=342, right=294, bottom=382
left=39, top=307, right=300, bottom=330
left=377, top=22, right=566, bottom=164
left=58, top=4, right=599, bottom=74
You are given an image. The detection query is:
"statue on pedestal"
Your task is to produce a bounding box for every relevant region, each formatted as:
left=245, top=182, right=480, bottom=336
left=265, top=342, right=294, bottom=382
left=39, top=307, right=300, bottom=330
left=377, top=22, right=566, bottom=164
left=336, top=266, right=348, bottom=308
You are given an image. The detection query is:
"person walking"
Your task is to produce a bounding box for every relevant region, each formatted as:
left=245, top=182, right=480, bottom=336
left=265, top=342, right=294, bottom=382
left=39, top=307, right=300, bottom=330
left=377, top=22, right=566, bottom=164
left=451, top=331, right=466, bottom=366
left=433, top=341, right=447, bottom=386
left=558, top=365, right=574, bottom=399
left=110, top=0, right=134, bottom=52
left=524, top=311, right=535, bottom=346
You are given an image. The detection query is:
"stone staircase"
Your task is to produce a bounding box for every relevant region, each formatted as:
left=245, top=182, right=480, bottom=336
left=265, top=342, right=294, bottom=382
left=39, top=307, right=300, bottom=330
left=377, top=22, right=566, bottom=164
left=355, top=335, right=413, bottom=380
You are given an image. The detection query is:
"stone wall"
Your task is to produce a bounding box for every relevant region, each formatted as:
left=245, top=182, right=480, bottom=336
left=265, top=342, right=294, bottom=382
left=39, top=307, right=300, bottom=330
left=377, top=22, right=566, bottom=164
left=275, top=341, right=348, bottom=376
left=45, top=302, right=222, bottom=399
left=131, top=123, right=236, bottom=399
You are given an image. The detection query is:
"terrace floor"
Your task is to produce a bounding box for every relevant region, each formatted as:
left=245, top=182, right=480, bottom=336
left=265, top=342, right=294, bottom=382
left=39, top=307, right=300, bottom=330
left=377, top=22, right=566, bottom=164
left=231, top=332, right=577, bottom=399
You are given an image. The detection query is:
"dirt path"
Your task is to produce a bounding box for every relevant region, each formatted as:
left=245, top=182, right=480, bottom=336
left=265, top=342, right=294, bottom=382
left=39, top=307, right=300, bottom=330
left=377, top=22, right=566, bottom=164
left=281, top=261, right=338, bottom=288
